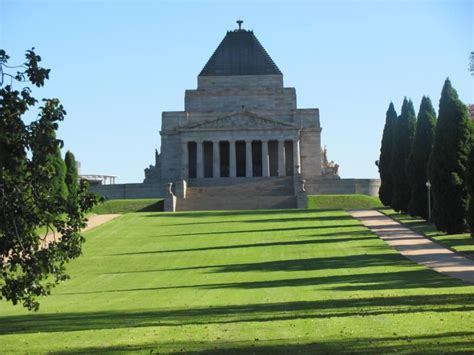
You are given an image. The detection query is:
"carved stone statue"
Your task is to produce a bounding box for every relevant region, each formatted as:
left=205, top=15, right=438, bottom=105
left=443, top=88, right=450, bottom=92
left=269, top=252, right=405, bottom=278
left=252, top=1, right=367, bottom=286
left=144, top=149, right=161, bottom=183
left=321, top=145, right=340, bottom=179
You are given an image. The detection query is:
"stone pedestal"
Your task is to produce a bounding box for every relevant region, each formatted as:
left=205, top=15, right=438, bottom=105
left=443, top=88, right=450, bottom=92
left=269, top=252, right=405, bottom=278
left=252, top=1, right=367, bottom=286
left=175, top=179, right=187, bottom=199
left=164, top=183, right=177, bottom=212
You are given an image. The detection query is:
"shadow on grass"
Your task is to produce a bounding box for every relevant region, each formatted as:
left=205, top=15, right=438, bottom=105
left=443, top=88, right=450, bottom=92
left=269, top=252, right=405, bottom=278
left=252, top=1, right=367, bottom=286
left=155, top=223, right=363, bottom=238
left=2, top=294, right=474, bottom=337
left=110, top=232, right=375, bottom=256
left=50, top=332, right=474, bottom=354
left=137, top=200, right=164, bottom=212
left=148, top=209, right=345, bottom=219
left=103, top=252, right=413, bottom=274
left=58, top=269, right=465, bottom=296
left=156, top=214, right=355, bottom=227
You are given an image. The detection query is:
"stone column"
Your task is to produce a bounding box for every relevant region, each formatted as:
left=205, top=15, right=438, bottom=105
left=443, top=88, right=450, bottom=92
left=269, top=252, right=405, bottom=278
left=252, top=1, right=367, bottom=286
left=246, top=140, right=253, bottom=177
left=181, top=141, right=189, bottom=179
left=278, top=140, right=285, bottom=177
left=294, top=139, right=301, bottom=175
left=213, top=141, right=220, bottom=178
left=262, top=140, right=270, bottom=177
left=229, top=140, right=236, bottom=178
left=196, top=141, right=204, bottom=178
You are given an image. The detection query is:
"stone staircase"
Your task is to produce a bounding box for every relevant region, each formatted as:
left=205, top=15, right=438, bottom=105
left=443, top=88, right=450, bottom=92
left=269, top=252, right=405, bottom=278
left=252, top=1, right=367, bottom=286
left=176, top=177, right=296, bottom=211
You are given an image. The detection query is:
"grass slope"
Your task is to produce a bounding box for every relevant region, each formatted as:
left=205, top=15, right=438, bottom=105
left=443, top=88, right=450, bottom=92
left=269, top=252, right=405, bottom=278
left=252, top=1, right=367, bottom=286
left=383, top=209, right=474, bottom=258
left=91, top=198, right=163, bottom=214
left=307, top=194, right=383, bottom=210
left=0, top=209, right=473, bottom=353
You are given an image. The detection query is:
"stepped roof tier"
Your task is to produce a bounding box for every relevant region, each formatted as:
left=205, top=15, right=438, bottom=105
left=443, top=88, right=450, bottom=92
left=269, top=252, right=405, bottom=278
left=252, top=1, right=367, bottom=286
left=199, top=22, right=281, bottom=77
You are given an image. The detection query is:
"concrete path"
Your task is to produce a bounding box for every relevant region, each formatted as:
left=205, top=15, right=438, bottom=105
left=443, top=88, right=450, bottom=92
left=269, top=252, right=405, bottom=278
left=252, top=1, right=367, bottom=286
left=43, top=214, right=120, bottom=247
left=349, top=209, right=474, bottom=284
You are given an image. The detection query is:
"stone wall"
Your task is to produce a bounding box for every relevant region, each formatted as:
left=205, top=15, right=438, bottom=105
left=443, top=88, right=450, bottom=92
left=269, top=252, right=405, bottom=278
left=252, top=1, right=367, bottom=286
left=300, top=128, right=322, bottom=179
left=197, top=74, right=283, bottom=89
left=90, top=183, right=164, bottom=200
left=185, top=87, right=296, bottom=115
left=160, top=133, right=181, bottom=183
left=90, top=178, right=380, bottom=200
left=305, top=178, right=381, bottom=196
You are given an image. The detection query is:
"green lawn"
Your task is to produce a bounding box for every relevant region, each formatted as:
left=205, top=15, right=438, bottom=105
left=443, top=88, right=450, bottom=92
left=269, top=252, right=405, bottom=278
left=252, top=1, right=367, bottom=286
left=307, top=194, right=383, bottom=210
left=91, top=198, right=163, bottom=214
left=383, top=209, right=474, bottom=258
left=0, top=209, right=473, bottom=353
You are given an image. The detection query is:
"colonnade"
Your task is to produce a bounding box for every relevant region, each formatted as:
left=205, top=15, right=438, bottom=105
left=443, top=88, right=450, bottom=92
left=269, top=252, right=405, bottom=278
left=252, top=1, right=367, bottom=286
left=181, top=139, right=301, bottom=179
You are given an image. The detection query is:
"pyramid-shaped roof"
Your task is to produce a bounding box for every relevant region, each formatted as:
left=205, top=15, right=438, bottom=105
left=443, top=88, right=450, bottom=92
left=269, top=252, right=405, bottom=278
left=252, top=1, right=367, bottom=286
left=199, top=29, right=282, bottom=76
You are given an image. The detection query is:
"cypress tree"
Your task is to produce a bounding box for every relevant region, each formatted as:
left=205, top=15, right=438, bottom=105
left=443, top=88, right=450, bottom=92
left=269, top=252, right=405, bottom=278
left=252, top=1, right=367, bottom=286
left=390, top=98, right=416, bottom=213
left=467, top=143, right=474, bottom=237
left=407, top=97, right=437, bottom=219
left=429, top=78, right=471, bottom=234
left=65, top=150, right=79, bottom=198
left=52, top=146, right=68, bottom=202
left=378, top=102, right=397, bottom=206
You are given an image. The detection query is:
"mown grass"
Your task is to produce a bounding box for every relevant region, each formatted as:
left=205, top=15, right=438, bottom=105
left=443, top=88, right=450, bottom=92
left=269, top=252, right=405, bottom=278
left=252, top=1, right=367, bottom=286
left=383, top=209, right=474, bottom=258
left=91, top=198, right=163, bottom=214
left=307, top=194, right=383, bottom=210
left=0, top=209, right=473, bottom=353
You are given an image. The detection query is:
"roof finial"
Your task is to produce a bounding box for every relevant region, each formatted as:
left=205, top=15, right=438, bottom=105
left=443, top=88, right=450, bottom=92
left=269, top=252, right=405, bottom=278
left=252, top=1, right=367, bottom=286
left=237, top=19, right=243, bottom=31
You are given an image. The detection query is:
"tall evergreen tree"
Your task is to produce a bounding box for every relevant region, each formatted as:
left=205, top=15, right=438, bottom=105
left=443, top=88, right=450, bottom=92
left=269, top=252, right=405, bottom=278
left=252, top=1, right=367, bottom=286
left=407, top=97, right=437, bottom=219
left=467, top=143, right=474, bottom=237
left=65, top=150, right=79, bottom=199
left=378, top=102, right=397, bottom=206
left=30, top=115, right=68, bottom=202
left=390, top=98, right=416, bottom=213
left=429, top=78, right=471, bottom=234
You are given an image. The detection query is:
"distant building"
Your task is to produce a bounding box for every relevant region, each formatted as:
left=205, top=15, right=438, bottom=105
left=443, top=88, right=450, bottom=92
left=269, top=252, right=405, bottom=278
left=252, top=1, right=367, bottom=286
left=91, top=21, right=380, bottom=208
left=80, top=175, right=117, bottom=186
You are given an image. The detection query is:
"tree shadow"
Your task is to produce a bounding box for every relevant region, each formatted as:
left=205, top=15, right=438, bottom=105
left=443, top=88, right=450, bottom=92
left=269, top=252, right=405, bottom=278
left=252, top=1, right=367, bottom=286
left=58, top=269, right=465, bottom=296
left=155, top=224, right=363, bottom=238
left=51, top=332, right=474, bottom=354
left=156, top=214, right=355, bottom=227
left=103, top=252, right=412, bottom=274
left=2, top=294, right=474, bottom=337
left=110, top=232, right=375, bottom=256
left=146, top=209, right=343, bottom=219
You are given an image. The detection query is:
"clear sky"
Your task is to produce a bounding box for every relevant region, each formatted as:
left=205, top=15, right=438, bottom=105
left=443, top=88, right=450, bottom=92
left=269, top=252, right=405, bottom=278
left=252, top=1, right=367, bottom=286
left=1, top=0, right=473, bottom=183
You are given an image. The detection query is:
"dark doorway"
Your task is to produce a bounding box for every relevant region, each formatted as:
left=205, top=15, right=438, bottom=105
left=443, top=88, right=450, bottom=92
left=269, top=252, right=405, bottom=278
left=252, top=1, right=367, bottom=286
left=252, top=141, right=262, bottom=177
left=220, top=141, right=229, bottom=177
left=204, top=141, right=213, bottom=178
left=236, top=141, right=246, bottom=177
left=285, top=140, right=294, bottom=176
left=268, top=140, right=278, bottom=176
left=188, top=142, right=197, bottom=178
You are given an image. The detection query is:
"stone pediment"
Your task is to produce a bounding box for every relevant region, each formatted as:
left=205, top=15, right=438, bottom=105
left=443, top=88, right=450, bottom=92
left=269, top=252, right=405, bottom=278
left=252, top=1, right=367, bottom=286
left=182, top=111, right=298, bottom=131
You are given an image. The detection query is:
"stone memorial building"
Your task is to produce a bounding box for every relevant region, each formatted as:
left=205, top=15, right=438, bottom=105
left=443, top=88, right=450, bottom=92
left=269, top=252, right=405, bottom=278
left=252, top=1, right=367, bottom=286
left=93, top=21, right=379, bottom=209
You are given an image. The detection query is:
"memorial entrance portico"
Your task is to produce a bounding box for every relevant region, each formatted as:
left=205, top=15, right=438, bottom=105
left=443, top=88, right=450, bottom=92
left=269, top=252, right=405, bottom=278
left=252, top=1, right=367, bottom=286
left=179, top=113, right=301, bottom=180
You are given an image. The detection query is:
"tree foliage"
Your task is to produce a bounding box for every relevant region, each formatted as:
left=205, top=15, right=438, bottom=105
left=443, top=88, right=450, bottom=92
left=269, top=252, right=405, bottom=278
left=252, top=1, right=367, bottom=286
left=65, top=150, right=79, bottom=200
left=0, top=48, right=100, bottom=310
left=390, top=98, right=416, bottom=213
left=378, top=103, right=397, bottom=206
left=467, top=143, right=474, bottom=237
left=429, top=78, right=471, bottom=234
left=407, top=97, right=437, bottom=219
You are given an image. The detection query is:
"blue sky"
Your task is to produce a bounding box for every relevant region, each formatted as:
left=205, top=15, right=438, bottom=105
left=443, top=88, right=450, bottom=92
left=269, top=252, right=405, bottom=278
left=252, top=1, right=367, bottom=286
left=1, top=0, right=473, bottom=183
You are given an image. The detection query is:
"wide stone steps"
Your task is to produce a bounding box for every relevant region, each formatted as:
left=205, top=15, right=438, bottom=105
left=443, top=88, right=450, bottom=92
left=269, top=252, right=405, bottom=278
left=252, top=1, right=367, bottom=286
left=176, top=176, right=296, bottom=211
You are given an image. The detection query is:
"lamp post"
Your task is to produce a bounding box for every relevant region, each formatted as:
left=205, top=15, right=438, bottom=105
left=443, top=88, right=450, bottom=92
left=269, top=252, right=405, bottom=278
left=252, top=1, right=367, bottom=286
left=426, top=181, right=432, bottom=222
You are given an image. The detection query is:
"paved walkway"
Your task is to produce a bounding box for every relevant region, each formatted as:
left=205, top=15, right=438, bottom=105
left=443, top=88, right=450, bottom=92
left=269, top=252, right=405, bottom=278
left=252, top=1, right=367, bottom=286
left=349, top=209, right=474, bottom=284
left=43, top=214, right=120, bottom=247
